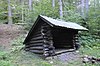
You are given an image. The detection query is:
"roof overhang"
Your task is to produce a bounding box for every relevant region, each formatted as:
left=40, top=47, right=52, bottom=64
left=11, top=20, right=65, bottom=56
left=40, top=15, right=88, bottom=31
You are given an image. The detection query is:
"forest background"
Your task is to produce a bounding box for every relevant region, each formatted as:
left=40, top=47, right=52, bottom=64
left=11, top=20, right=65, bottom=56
left=0, top=0, right=100, bottom=66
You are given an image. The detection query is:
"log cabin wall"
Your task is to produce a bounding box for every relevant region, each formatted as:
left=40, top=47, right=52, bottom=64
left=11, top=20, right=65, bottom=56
left=25, top=20, right=44, bottom=54
left=25, top=20, right=55, bottom=57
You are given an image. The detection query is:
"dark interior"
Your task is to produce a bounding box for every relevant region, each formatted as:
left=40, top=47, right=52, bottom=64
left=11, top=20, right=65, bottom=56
left=52, top=27, right=75, bottom=50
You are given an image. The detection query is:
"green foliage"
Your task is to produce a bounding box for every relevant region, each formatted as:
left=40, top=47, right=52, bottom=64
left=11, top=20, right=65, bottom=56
left=0, top=0, right=8, bottom=23
left=0, top=60, right=12, bottom=66
left=11, top=35, right=25, bottom=52
left=0, top=51, right=7, bottom=60
left=34, top=0, right=59, bottom=18
left=80, top=47, right=100, bottom=58
left=87, top=7, right=100, bottom=37
left=36, top=61, right=52, bottom=66
left=79, top=35, right=100, bottom=48
left=25, top=0, right=59, bottom=30
left=0, top=50, right=12, bottom=66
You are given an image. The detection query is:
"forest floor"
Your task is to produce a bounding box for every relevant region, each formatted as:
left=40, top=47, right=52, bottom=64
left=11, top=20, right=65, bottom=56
left=0, top=24, right=99, bottom=66
left=0, top=24, right=25, bottom=50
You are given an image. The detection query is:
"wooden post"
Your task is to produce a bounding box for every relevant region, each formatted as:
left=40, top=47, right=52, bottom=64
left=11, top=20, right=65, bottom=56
left=73, top=34, right=80, bottom=50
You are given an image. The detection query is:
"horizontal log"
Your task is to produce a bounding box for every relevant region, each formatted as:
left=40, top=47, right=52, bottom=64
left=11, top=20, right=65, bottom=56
left=54, top=44, right=73, bottom=46
left=29, top=50, right=44, bottom=54
left=54, top=44, right=73, bottom=47
left=54, top=46, right=73, bottom=48
left=54, top=49, right=75, bottom=55
left=43, top=53, right=50, bottom=57
left=44, top=51, right=49, bottom=53
left=49, top=46, right=55, bottom=50
left=25, top=42, right=43, bottom=45
left=31, top=36, right=43, bottom=41
left=41, top=29, right=48, bottom=33
left=74, top=39, right=79, bottom=41
left=32, top=33, right=41, bottom=38
left=75, top=42, right=80, bottom=45
left=41, top=30, right=51, bottom=34
left=43, top=44, right=49, bottom=48
left=53, top=42, right=73, bottom=43
left=43, top=48, right=49, bottom=51
left=43, top=36, right=53, bottom=40
left=43, top=33, right=52, bottom=36
left=32, top=33, right=42, bottom=38
left=29, top=46, right=43, bottom=50
left=43, top=40, right=53, bottom=44
left=41, top=33, right=51, bottom=37
left=73, top=37, right=78, bottom=40
left=41, top=27, right=50, bottom=30
left=29, top=40, right=44, bottom=44
left=25, top=45, right=43, bottom=48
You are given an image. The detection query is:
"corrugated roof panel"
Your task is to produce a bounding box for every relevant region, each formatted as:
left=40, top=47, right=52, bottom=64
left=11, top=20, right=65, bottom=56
left=40, top=15, right=88, bottom=30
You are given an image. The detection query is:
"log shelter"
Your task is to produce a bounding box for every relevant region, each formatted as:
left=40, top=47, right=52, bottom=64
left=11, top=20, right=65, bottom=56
left=23, top=15, right=88, bottom=57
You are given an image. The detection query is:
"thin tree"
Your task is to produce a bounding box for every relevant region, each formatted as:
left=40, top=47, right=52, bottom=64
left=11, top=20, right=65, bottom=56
left=58, top=0, right=63, bottom=18
left=85, top=0, right=89, bottom=18
left=94, top=0, right=96, bottom=8
left=81, top=0, right=85, bottom=18
left=8, top=0, right=12, bottom=25
left=21, top=0, right=24, bottom=22
left=29, top=0, right=32, bottom=10
left=52, top=0, right=55, bottom=8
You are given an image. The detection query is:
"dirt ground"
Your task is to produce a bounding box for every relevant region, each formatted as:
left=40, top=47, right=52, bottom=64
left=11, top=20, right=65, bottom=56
left=0, top=24, right=25, bottom=50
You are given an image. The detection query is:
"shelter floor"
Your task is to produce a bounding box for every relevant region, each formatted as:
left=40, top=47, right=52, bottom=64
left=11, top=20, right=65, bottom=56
left=55, top=49, right=75, bottom=55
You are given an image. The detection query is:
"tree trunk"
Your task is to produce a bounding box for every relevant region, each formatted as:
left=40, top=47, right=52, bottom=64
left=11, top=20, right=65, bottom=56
left=97, top=0, right=100, bottom=8
left=29, top=0, right=32, bottom=10
left=8, top=0, right=12, bottom=25
left=81, top=0, right=85, bottom=18
left=94, top=0, right=96, bottom=8
left=52, top=0, right=55, bottom=8
left=21, top=0, right=24, bottom=22
left=85, top=0, right=89, bottom=18
left=58, top=0, right=63, bottom=18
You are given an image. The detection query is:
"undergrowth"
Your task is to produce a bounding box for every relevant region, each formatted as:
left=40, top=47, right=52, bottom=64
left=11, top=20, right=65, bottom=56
left=0, top=35, right=100, bottom=66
